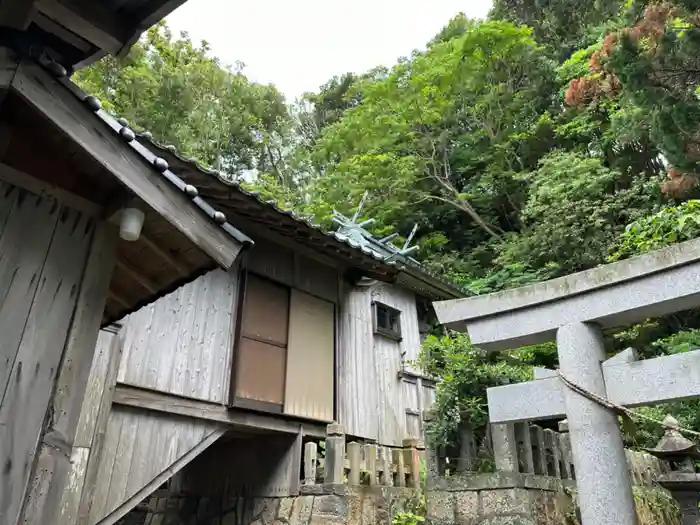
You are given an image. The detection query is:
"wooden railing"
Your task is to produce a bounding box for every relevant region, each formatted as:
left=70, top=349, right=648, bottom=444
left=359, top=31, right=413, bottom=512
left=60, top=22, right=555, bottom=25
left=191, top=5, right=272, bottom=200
left=304, top=420, right=662, bottom=489
left=489, top=421, right=661, bottom=486
left=302, top=423, right=424, bottom=487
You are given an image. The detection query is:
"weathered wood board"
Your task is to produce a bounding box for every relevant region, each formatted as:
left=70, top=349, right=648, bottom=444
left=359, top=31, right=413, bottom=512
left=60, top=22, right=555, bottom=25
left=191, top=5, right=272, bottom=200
left=337, top=282, right=430, bottom=446
left=117, top=269, right=237, bottom=403
left=0, top=183, right=94, bottom=525
left=87, top=406, right=222, bottom=524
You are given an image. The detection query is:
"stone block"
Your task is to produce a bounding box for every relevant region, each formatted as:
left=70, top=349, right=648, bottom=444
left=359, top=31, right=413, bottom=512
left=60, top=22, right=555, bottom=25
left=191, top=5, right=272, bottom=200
left=313, top=495, right=348, bottom=518
left=327, top=423, right=344, bottom=436
left=279, top=498, right=295, bottom=521
left=481, top=518, right=535, bottom=525
left=346, top=493, right=363, bottom=525
left=261, top=499, right=280, bottom=523
left=480, top=489, right=530, bottom=517
left=361, top=492, right=376, bottom=525
left=425, top=490, right=454, bottom=524
left=290, top=496, right=314, bottom=525
left=454, top=492, right=478, bottom=525
left=374, top=493, right=390, bottom=525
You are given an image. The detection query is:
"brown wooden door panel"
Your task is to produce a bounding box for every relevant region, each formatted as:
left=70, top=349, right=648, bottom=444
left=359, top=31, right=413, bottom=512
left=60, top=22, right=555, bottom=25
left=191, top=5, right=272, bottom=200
left=284, top=290, right=334, bottom=421
left=235, top=337, right=286, bottom=405
left=241, top=274, right=290, bottom=345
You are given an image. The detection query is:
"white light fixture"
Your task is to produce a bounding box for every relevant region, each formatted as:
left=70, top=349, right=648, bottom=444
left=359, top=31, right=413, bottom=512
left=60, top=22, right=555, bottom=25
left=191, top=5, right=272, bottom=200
left=119, top=208, right=145, bottom=242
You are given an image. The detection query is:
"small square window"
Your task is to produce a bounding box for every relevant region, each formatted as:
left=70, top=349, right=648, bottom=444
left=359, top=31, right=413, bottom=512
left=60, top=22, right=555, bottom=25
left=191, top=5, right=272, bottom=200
left=373, top=302, right=402, bottom=341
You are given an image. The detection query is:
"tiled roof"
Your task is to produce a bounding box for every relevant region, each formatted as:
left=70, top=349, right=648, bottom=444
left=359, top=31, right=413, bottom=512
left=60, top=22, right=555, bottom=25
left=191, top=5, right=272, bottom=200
left=41, top=56, right=464, bottom=299
left=40, top=56, right=254, bottom=250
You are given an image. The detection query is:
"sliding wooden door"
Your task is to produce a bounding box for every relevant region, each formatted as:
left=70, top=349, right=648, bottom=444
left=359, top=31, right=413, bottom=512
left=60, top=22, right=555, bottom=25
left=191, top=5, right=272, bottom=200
left=233, top=273, right=289, bottom=412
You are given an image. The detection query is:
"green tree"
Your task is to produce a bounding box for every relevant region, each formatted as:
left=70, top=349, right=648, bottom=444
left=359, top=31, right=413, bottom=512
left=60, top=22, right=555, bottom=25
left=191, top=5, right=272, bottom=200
left=74, top=22, right=291, bottom=182
left=490, top=0, right=625, bottom=60
left=307, top=20, right=557, bottom=253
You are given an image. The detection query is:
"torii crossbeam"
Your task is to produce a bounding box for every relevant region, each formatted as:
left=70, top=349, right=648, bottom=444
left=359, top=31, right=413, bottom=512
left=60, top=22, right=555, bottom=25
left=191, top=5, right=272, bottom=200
left=433, top=238, right=700, bottom=525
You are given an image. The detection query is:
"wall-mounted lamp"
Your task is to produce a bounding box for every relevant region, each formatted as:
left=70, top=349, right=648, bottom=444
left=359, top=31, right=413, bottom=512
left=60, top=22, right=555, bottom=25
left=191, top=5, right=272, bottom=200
left=119, top=207, right=145, bottom=242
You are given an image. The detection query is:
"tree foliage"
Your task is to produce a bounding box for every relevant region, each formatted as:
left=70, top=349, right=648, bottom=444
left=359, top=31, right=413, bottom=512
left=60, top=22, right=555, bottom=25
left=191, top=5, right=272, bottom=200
left=75, top=22, right=290, bottom=181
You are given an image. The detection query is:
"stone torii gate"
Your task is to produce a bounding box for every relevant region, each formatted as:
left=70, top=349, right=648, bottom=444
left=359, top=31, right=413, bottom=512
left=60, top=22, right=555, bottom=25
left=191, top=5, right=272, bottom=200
left=433, top=238, right=700, bottom=525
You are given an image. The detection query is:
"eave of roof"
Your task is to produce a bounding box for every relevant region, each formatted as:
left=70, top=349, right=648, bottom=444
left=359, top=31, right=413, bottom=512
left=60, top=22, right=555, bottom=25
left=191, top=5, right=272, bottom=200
left=136, top=136, right=466, bottom=299
left=31, top=53, right=464, bottom=300
left=37, top=56, right=255, bottom=253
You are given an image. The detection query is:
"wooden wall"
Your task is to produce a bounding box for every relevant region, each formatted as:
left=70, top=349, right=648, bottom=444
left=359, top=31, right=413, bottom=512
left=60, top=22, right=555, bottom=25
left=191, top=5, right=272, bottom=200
left=116, top=268, right=237, bottom=404
left=337, top=282, right=434, bottom=446
left=87, top=406, right=223, bottom=525
left=0, top=182, right=99, bottom=525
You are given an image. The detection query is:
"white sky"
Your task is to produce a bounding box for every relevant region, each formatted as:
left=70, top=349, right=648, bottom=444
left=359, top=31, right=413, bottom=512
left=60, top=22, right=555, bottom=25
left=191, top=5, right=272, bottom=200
left=167, top=0, right=493, bottom=100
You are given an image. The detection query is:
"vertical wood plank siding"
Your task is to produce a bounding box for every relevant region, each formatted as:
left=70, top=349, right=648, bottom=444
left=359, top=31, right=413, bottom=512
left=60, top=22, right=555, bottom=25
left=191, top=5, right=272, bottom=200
left=284, top=290, right=334, bottom=421
left=338, top=283, right=425, bottom=446
left=338, top=285, right=379, bottom=441
left=0, top=182, right=94, bottom=525
left=87, top=407, right=222, bottom=524
left=116, top=269, right=237, bottom=403
left=57, top=328, right=119, bottom=525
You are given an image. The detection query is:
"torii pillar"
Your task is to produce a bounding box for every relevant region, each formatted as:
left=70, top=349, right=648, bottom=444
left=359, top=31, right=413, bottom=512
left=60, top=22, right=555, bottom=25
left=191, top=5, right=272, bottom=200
left=434, top=238, right=700, bottom=525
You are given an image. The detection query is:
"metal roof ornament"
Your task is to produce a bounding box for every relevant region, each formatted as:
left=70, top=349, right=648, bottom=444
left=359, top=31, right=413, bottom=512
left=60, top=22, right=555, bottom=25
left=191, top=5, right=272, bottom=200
left=184, top=185, right=198, bottom=198
left=84, top=96, right=102, bottom=112
left=45, top=61, right=67, bottom=78
left=331, top=191, right=421, bottom=263
left=153, top=157, right=169, bottom=172
left=212, top=211, right=227, bottom=224
left=119, top=127, right=135, bottom=142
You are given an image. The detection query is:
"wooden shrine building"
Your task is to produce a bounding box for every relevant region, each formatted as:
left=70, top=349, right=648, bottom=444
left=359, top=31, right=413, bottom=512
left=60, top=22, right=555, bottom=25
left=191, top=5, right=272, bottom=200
left=0, top=2, right=465, bottom=524
left=0, top=1, right=251, bottom=524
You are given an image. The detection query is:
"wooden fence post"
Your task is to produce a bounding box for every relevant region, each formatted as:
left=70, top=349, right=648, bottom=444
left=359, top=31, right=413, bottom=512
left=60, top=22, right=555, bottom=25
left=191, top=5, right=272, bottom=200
left=515, top=423, right=534, bottom=474
left=324, top=423, right=345, bottom=484
left=393, top=448, right=406, bottom=487
left=492, top=423, right=518, bottom=473
left=379, top=447, right=392, bottom=486
left=422, top=409, right=440, bottom=479
left=347, top=442, right=361, bottom=486
left=304, top=442, right=318, bottom=485
left=530, top=425, right=547, bottom=475
left=558, top=433, right=574, bottom=480
left=544, top=429, right=562, bottom=478
left=364, top=444, right=377, bottom=486
left=457, top=422, right=477, bottom=472
left=403, top=438, right=421, bottom=488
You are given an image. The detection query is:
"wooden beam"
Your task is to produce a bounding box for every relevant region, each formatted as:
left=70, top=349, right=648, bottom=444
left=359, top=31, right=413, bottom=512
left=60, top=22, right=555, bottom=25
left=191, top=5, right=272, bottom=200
left=36, top=0, right=122, bottom=53
left=33, top=11, right=92, bottom=52
left=21, top=222, right=118, bottom=524
left=12, top=61, right=244, bottom=269
left=0, top=47, right=19, bottom=103
left=113, top=384, right=327, bottom=438
left=76, top=330, right=124, bottom=525
left=140, top=233, right=189, bottom=275
left=107, top=289, right=129, bottom=309
left=0, top=0, right=36, bottom=30
left=96, top=428, right=226, bottom=525
left=115, top=259, right=158, bottom=294
left=0, top=162, right=102, bottom=214
left=120, top=0, right=188, bottom=56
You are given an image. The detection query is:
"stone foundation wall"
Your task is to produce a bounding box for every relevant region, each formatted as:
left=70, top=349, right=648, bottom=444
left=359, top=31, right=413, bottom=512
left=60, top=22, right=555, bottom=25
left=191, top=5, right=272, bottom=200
left=120, top=485, right=422, bottom=525
left=426, top=472, right=574, bottom=525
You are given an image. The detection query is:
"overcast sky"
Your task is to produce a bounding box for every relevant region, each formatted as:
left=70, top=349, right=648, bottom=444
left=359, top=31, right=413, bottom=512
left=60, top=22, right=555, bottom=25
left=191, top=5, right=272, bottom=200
left=167, top=0, right=493, bottom=100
